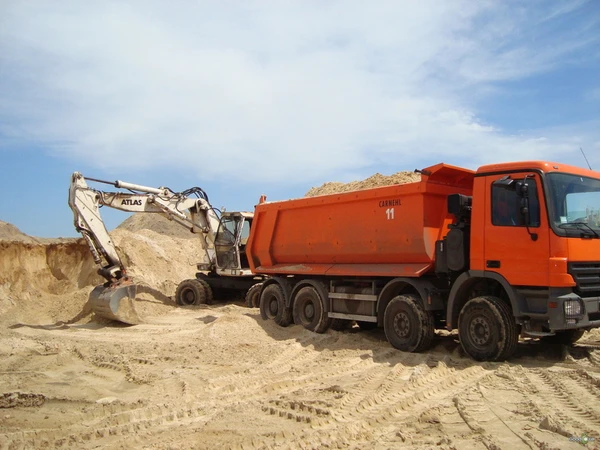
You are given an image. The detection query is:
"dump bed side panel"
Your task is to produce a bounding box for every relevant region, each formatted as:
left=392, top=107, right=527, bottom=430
left=247, top=164, right=474, bottom=277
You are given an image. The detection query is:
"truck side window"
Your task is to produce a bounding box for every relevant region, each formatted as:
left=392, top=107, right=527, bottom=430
left=492, top=178, right=540, bottom=227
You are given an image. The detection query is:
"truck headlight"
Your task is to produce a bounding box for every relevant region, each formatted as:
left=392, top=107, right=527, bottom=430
left=564, top=299, right=583, bottom=318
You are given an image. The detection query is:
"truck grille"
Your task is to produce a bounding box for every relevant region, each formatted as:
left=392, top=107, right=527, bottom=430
left=568, top=262, right=600, bottom=297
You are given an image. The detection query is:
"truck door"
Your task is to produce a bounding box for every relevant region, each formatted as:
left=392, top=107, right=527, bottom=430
left=483, top=172, right=550, bottom=286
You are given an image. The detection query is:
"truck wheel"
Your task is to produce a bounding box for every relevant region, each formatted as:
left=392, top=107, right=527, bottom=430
left=543, top=329, right=586, bottom=345
left=458, top=296, right=518, bottom=361
left=175, top=279, right=207, bottom=306
left=292, top=286, right=330, bottom=333
left=245, top=283, right=263, bottom=308
left=384, top=294, right=434, bottom=353
left=260, top=284, right=292, bottom=327
left=196, top=279, right=214, bottom=305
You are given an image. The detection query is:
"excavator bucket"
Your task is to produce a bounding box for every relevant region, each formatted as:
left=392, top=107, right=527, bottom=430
left=89, top=283, right=142, bottom=325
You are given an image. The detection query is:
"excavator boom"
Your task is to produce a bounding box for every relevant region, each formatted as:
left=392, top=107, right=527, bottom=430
left=68, top=172, right=222, bottom=324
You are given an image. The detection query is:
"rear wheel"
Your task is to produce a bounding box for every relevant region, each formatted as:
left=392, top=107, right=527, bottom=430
left=196, top=279, right=214, bottom=305
left=384, top=294, right=434, bottom=353
left=292, top=286, right=330, bottom=333
left=458, top=296, right=518, bottom=361
left=259, top=284, right=292, bottom=327
left=175, top=279, right=206, bottom=306
left=245, top=283, right=263, bottom=308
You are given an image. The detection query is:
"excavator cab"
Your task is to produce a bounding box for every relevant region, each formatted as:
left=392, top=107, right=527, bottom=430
left=214, top=212, right=252, bottom=274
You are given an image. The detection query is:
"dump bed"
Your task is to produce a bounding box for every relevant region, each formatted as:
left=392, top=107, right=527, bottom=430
left=247, top=163, right=475, bottom=278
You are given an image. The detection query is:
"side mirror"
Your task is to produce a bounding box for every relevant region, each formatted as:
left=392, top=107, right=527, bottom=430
left=494, top=176, right=515, bottom=189
left=515, top=181, right=528, bottom=197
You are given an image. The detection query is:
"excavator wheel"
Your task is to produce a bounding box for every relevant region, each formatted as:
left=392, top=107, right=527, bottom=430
left=245, top=283, right=263, bottom=308
left=196, top=279, right=214, bottom=305
left=175, top=279, right=207, bottom=306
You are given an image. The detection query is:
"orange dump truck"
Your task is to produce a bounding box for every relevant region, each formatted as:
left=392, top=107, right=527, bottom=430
left=246, top=161, right=600, bottom=361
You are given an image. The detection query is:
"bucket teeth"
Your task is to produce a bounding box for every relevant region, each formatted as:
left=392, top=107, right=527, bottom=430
left=89, top=283, right=141, bottom=325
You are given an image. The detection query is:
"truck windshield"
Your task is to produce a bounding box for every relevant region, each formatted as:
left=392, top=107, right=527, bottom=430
left=547, top=172, right=600, bottom=237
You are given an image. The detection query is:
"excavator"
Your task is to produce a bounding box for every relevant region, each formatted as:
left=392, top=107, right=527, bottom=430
left=68, top=172, right=264, bottom=324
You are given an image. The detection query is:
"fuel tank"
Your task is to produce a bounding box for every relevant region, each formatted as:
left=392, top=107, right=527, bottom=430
left=247, top=163, right=474, bottom=277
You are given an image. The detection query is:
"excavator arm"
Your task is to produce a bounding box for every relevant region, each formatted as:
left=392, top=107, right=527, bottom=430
left=68, top=172, right=222, bottom=323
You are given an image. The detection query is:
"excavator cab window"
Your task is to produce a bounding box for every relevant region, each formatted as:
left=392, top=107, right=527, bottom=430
left=215, top=216, right=240, bottom=269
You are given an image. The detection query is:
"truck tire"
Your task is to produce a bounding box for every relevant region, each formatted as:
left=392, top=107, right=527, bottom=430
left=196, top=279, right=214, bottom=305
left=245, top=283, right=263, bottom=308
left=384, top=294, right=434, bottom=353
left=458, top=296, right=518, bottom=361
left=292, top=286, right=330, bottom=333
left=260, top=284, right=292, bottom=327
left=542, top=329, right=586, bottom=345
left=175, top=279, right=207, bottom=306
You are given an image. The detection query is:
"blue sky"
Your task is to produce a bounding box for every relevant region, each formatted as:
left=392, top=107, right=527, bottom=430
left=1, top=0, right=599, bottom=238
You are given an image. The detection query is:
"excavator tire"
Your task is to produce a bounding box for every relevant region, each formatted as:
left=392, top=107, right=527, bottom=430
left=196, top=279, right=214, bottom=305
left=245, top=283, right=263, bottom=308
left=175, top=279, right=207, bottom=306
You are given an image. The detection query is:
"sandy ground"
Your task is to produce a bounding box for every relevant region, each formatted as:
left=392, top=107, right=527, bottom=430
left=1, top=172, right=600, bottom=449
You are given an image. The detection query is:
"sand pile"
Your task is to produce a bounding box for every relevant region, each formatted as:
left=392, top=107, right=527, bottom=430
left=0, top=218, right=207, bottom=326
left=305, top=171, right=420, bottom=197
left=117, top=213, right=197, bottom=239
left=0, top=220, right=40, bottom=244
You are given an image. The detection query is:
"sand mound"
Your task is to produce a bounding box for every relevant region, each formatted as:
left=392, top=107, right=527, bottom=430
left=0, top=220, right=40, bottom=243
left=305, top=171, right=421, bottom=197
left=0, top=223, right=207, bottom=326
left=110, top=227, right=207, bottom=297
left=117, top=213, right=197, bottom=239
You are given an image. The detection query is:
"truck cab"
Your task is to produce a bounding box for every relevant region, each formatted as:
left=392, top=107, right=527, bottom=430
left=463, top=161, right=600, bottom=337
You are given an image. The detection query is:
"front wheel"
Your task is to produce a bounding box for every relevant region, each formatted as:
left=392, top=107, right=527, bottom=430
left=458, top=296, right=518, bottom=361
left=175, top=279, right=207, bottom=306
left=384, top=294, right=434, bottom=353
left=196, top=279, right=214, bottom=305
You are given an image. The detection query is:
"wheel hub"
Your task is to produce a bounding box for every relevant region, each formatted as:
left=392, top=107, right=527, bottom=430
left=470, top=317, right=490, bottom=346
left=393, top=312, right=410, bottom=338
left=269, top=298, right=278, bottom=315
left=183, top=289, right=195, bottom=305
left=304, top=302, right=315, bottom=320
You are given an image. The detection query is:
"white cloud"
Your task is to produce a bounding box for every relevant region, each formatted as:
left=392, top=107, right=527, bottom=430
left=0, top=0, right=598, bottom=186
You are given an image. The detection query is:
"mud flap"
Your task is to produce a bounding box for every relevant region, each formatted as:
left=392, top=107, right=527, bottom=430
left=89, top=284, right=142, bottom=325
